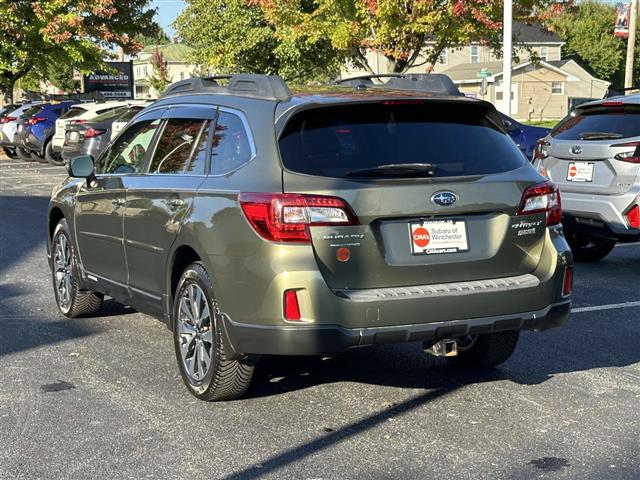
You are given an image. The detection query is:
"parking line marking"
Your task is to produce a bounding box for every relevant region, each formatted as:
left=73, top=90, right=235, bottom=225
left=572, top=301, right=640, bottom=313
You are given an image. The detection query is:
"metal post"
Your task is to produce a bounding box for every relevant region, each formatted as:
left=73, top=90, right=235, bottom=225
left=503, top=0, right=513, bottom=114
left=625, top=0, right=638, bottom=89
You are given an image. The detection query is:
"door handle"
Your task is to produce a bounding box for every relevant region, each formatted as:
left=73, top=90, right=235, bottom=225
left=169, top=198, right=184, bottom=207
left=111, top=198, right=125, bottom=207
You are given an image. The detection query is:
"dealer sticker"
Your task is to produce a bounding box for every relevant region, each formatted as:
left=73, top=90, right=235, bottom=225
left=567, top=162, right=594, bottom=182
left=409, top=220, right=469, bottom=255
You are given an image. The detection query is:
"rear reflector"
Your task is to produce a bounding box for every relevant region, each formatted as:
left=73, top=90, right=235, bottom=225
left=625, top=205, right=640, bottom=229
left=562, top=266, right=573, bottom=296
left=85, top=127, right=106, bottom=138
left=517, top=181, right=562, bottom=226
left=284, top=290, right=301, bottom=320
left=239, top=193, right=358, bottom=243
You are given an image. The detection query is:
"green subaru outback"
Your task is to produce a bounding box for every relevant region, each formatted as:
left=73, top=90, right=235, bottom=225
left=47, top=74, right=573, bottom=401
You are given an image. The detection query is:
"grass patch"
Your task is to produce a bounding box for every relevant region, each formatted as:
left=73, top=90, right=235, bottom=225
left=523, top=120, right=558, bottom=128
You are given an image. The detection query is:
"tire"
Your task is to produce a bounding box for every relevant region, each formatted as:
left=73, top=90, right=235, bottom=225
left=2, top=147, right=18, bottom=159
left=51, top=219, right=103, bottom=318
left=17, top=147, right=33, bottom=161
left=173, top=261, right=255, bottom=401
left=446, top=331, right=520, bottom=369
left=32, top=151, right=47, bottom=163
left=565, top=232, right=616, bottom=262
left=45, top=140, right=64, bottom=166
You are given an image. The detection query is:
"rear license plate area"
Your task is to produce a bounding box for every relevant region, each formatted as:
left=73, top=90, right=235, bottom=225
left=409, top=220, right=469, bottom=255
left=567, top=162, right=594, bottom=182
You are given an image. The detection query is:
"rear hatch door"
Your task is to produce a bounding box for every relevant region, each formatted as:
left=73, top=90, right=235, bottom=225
left=279, top=100, right=547, bottom=290
left=542, top=104, right=640, bottom=195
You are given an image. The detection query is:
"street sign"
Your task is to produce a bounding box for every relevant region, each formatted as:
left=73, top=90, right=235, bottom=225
left=477, top=68, right=493, bottom=78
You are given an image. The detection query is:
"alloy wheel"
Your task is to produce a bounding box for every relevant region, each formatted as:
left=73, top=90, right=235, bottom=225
left=177, top=283, right=214, bottom=383
left=53, top=233, right=73, bottom=309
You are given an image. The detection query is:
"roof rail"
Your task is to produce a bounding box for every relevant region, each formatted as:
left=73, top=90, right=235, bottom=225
left=161, top=74, right=292, bottom=101
left=336, top=73, right=463, bottom=97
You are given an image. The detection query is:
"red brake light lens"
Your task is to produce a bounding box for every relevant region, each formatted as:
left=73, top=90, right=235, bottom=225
left=284, top=290, right=301, bottom=321
left=84, top=127, right=106, bottom=138
left=625, top=205, right=640, bottom=229
left=612, top=141, right=640, bottom=163
left=562, top=266, right=573, bottom=296
left=0, top=116, right=16, bottom=124
left=73, top=119, right=86, bottom=124
left=28, top=116, right=45, bottom=125
left=239, top=193, right=359, bottom=243
left=517, top=181, right=562, bottom=226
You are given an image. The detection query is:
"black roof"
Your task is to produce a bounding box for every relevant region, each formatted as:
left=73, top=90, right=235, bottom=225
left=513, top=22, right=563, bottom=44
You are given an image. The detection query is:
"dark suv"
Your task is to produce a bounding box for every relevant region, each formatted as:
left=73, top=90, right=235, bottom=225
left=47, top=74, right=573, bottom=401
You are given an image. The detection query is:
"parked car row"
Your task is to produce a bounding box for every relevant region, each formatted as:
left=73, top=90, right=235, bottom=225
left=0, top=100, right=149, bottom=165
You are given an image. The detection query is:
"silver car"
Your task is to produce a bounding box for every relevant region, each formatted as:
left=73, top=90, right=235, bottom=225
left=533, top=96, right=640, bottom=261
left=0, top=103, right=42, bottom=158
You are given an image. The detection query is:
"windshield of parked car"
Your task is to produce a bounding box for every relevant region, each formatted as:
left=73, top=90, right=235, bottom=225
left=279, top=102, right=526, bottom=178
left=551, top=106, right=640, bottom=140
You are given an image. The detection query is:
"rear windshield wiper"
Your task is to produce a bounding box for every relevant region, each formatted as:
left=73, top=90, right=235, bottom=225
left=345, top=163, right=436, bottom=178
left=577, top=132, right=624, bottom=140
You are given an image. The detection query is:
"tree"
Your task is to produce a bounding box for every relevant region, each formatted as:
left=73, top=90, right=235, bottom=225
left=174, top=0, right=340, bottom=83
left=149, top=47, right=172, bottom=95
left=0, top=0, right=157, bottom=102
left=551, top=1, right=627, bottom=87
left=134, top=25, right=172, bottom=48
left=249, top=0, right=570, bottom=75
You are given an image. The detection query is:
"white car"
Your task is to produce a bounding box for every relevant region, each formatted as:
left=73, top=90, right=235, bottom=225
left=110, top=104, right=148, bottom=141
left=50, top=101, right=145, bottom=165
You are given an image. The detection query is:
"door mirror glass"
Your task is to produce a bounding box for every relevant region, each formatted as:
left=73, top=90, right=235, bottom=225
left=68, top=155, right=95, bottom=179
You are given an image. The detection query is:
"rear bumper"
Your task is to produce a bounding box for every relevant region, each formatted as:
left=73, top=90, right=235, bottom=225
left=562, top=191, right=640, bottom=241
left=222, top=300, right=571, bottom=356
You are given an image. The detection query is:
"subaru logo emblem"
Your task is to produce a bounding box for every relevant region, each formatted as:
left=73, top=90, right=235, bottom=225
left=431, top=191, right=457, bottom=207
left=570, top=145, right=582, bottom=155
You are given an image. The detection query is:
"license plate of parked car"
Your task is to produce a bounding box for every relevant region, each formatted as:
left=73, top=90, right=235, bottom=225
left=68, top=131, right=79, bottom=142
left=566, top=162, right=594, bottom=182
left=409, top=220, right=469, bottom=255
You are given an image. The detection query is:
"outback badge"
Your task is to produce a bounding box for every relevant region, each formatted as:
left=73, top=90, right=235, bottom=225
left=431, top=191, right=457, bottom=207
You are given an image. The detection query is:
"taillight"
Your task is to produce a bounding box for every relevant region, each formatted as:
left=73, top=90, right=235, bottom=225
left=284, top=289, right=301, bottom=321
left=239, top=193, right=359, bottom=243
left=84, top=128, right=106, bottom=138
left=73, top=119, right=86, bottom=124
left=562, top=266, right=573, bottom=296
left=517, top=181, right=562, bottom=226
left=625, top=204, right=640, bottom=229
left=0, top=116, right=16, bottom=124
left=533, top=139, right=549, bottom=161
left=612, top=141, right=640, bottom=163
left=28, top=116, right=45, bottom=125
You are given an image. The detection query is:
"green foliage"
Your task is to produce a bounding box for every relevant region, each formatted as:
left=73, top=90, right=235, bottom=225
left=149, top=47, right=172, bottom=95
left=551, top=1, right=626, bottom=86
left=174, top=0, right=340, bottom=83
left=134, top=24, right=171, bottom=48
left=0, top=0, right=156, bottom=101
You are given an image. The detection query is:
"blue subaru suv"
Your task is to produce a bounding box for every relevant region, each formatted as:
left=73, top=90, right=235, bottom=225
left=14, top=101, right=78, bottom=163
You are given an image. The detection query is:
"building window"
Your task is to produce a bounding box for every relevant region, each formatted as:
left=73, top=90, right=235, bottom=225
left=551, top=82, right=564, bottom=95
left=470, top=45, right=479, bottom=64
left=540, top=46, right=549, bottom=61
left=143, top=65, right=148, bottom=77
left=438, top=49, right=448, bottom=65
left=496, top=91, right=514, bottom=101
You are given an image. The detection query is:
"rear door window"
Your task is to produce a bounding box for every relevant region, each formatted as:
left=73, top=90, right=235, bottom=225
left=551, top=107, right=640, bottom=140
left=278, top=102, right=525, bottom=178
left=149, top=118, right=210, bottom=174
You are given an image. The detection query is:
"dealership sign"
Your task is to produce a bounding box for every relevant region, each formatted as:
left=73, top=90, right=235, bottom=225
left=615, top=3, right=631, bottom=38
left=83, top=61, right=134, bottom=99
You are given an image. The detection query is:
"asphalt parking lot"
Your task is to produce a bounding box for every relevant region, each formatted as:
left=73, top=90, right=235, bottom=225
left=0, top=157, right=638, bottom=480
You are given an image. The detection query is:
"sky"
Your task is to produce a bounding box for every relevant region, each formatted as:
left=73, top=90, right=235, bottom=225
left=151, top=0, right=186, bottom=38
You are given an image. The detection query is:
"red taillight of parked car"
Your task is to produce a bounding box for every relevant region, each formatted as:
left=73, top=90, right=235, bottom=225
left=517, top=181, right=562, bottom=226
left=239, top=193, right=359, bottom=243
left=533, top=139, right=550, bottom=161
left=28, top=116, right=45, bottom=125
left=84, top=128, right=106, bottom=138
left=0, top=116, right=16, bottom=124
left=562, top=266, right=573, bottom=296
left=625, top=204, right=640, bottom=229
left=611, top=141, right=640, bottom=163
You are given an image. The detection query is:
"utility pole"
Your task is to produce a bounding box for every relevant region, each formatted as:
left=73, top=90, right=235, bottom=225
left=503, top=0, right=513, bottom=114
left=625, top=0, right=638, bottom=89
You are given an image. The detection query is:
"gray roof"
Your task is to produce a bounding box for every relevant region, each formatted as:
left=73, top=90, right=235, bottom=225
left=513, top=22, right=563, bottom=44
left=441, top=61, right=508, bottom=82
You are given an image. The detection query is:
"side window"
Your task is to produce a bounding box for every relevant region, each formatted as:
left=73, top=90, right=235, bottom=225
left=149, top=119, right=209, bottom=174
left=210, top=111, right=253, bottom=175
left=96, top=119, right=160, bottom=175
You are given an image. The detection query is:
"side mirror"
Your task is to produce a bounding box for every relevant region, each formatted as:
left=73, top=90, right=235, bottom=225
left=68, top=155, right=95, bottom=180
left=68, top=155, right=97, bottom=187
left=502, top=120, right=513, bottom=130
